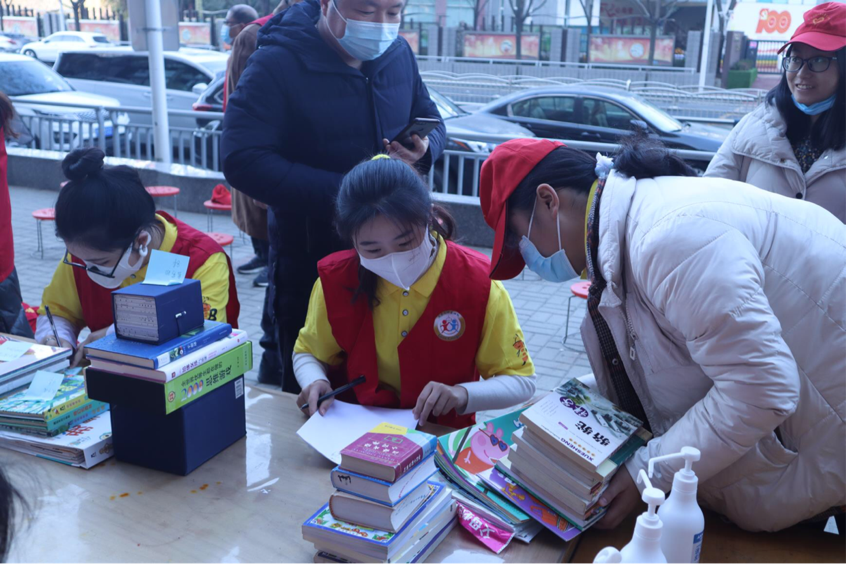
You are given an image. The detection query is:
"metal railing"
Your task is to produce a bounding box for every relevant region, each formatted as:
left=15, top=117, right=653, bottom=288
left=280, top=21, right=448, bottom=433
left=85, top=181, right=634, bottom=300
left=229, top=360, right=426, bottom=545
left=10, top=97, right=225, bottom=172
left=427, top=132, right=718, bottom=198
left=422, top=73, right=767, bottom=120
left=416, top=56, right=697, bottom=73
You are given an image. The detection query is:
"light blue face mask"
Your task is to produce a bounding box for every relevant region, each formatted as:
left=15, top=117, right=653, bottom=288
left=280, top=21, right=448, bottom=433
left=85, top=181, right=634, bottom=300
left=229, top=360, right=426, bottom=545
left=220, top=24, right=231, bottom=45
left=518, top=197, right=579, bottom=283
left=330, top=0, right=399, bottom=61
left=792, top=94, right=836, bottom=115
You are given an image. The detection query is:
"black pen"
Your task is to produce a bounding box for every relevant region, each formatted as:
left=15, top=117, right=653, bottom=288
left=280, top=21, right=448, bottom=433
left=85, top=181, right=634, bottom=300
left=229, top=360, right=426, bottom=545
left=301, top=375, right=367, bottom=412
left=43, top=306, right=66, bottom=351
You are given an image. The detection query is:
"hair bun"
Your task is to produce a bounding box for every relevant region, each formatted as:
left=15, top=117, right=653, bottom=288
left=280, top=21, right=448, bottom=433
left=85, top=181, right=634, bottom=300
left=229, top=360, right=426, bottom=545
left=62, top=147, right=105, bottom=182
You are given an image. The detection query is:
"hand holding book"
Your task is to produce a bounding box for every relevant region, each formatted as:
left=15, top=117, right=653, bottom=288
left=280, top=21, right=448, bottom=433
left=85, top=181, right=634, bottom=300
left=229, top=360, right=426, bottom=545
left=589, top=453, right=640, bottom=530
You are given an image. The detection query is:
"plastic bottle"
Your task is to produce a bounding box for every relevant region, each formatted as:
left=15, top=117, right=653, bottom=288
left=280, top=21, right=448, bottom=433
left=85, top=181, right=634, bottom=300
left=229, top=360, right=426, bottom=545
left=648, top=447, right=705, bottom=563
left=593, top=470, right=667, bottom=564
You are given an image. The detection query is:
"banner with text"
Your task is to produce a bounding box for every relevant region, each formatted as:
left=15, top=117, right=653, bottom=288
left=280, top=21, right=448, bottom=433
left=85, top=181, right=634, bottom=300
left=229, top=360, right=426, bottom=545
left=728, top=3, right=808, bottom=41
left=178, top=22, right=211, bottom=45
left=589, top=36, right=674, bottom=65
left=463, top=33, right=539, bottom=60
left=78, top=20, right=121, bottom=42
left=2, top=16, right=37, bottom=37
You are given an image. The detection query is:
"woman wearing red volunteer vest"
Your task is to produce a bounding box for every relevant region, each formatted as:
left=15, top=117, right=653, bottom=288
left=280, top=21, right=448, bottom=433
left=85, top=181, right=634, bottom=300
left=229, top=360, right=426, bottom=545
left=36, top=147, right=240, bottom=366
left=293, top=155, right=536, bottom=427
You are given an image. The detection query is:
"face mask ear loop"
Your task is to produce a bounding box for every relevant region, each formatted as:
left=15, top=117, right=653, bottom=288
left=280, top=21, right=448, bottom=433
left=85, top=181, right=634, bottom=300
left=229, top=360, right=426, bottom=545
left=527, top=197, right=538, bottom=242
left=556, top=204, right=562, bottom=254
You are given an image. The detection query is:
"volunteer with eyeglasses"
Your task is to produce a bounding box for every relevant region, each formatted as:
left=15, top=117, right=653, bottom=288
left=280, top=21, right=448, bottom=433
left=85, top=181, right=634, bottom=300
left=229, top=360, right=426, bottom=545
left=293, top=156, right=536, bottom=426
left=706, top=2, right=845, bottom=221
left=36, top=148, right=240, bottom=366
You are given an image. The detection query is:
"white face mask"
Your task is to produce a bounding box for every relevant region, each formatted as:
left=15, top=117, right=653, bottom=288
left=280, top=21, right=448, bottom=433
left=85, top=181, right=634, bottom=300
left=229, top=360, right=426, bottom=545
left=358, top=232, right=435, bottom=291
left=86, top=232, right=150, bottom=289
left=329, top=0, right=399, bottom=61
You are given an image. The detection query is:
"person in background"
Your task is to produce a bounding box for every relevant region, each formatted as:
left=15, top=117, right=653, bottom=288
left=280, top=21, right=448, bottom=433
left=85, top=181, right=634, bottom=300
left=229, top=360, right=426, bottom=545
left=294, top=156, right=536, bottom=425
left=478, top=135, right=844, bottom=532
left=223, top=0, right=296, bottom=386
left=0, top=93, right=32, bottom=338
left=706, top=2, right=845, bottom=222
left=37, top=148, right=240, bottom=366
left=221, top=0, right=445, bottom=392
left=220, top=4, right=259, bottom=52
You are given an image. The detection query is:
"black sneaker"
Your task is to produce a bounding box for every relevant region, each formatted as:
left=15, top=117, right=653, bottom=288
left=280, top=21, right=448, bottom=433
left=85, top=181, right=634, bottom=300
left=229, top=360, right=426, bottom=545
left=237, top=255, right=267, bottom=275
left=253, top=267, right=269, bottom=288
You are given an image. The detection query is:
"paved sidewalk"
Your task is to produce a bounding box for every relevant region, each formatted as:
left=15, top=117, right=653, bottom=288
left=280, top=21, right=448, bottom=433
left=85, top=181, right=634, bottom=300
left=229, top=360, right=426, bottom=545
left=9, top=185, right=591, bottom=402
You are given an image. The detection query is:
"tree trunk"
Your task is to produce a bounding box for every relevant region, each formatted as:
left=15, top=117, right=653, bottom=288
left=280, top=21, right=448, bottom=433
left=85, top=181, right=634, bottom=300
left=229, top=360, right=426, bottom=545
left=515, top=17, right=523, bottom=59
left=647, top=0, right=659, bottom=65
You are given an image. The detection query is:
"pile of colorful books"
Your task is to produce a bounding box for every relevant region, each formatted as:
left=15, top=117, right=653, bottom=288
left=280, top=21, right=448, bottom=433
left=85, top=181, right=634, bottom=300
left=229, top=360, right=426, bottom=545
left=0, top=336, right=110, bottom=469
left=83, top=319, right=252, bottom=475
left=434, top=410, right=547, bottom=543
left=491, top=378, right=652, bottom=534
left=302, top=423, right=457, bottom=563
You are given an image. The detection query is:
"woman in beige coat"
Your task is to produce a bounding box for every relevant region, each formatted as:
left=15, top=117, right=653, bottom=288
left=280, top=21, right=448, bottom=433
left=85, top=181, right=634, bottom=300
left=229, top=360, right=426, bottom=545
left=706, top=2, right=845, bottom=222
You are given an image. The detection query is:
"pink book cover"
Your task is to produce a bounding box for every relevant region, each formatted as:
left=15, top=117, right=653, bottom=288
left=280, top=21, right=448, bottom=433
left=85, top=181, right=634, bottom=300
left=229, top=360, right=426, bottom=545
left=340, top=424, right=436, bottom=479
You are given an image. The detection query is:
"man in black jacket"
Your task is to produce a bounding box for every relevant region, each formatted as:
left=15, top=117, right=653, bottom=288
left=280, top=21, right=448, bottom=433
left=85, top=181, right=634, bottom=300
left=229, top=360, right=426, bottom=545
left=221, top=0, right=445, bottom=392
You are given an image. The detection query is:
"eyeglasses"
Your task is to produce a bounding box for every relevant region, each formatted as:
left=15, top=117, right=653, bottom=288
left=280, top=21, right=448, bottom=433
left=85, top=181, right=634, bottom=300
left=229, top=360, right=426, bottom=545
left=63, top=247, right=126, bottom=279
left=782, top=55, right=838, bottom=73
left=481, top=431, right=509, bottom=452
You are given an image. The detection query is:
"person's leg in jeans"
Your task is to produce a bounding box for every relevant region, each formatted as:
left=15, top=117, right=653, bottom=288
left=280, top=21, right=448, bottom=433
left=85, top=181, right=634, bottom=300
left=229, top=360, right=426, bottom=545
left=252, top=238, right=270, bottom=288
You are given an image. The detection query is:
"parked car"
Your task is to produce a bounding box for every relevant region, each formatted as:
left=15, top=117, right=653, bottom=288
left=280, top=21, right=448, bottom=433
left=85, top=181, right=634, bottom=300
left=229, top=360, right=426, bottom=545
left=477, top=86, right=728, bottom=171
left=0, top=32, right=35, bottom=53
left=21, top=31, right=111, bottom=64
left=54, top=47, right=228, bottom=131
left=0, top=53, right=129, bottom=153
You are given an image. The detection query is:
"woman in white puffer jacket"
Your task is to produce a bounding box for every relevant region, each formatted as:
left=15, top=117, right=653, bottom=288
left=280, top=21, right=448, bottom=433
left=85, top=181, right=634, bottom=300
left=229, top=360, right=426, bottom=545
left=479, top=135, right=846, bottom=532
left=706, top=3, right=845, bottom=222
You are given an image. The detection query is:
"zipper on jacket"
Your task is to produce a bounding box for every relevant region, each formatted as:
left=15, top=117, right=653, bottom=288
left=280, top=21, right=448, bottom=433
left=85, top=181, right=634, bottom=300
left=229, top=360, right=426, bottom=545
left=624, top=300, right=638, bottom=361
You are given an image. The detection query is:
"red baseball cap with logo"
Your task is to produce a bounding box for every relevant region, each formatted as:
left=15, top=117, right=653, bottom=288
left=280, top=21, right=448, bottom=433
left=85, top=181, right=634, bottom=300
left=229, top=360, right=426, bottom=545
left=480, top=138, right=564, bottom=280
left=778, top=2, right=846, bottom=54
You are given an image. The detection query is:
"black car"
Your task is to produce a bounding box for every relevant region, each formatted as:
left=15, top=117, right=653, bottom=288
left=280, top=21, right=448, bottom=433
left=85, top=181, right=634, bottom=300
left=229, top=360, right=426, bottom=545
left=477, top=86, right=729, bottom=171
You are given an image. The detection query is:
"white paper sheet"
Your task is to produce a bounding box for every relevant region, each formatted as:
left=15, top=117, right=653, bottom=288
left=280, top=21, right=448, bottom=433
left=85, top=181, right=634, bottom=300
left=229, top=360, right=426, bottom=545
left=296, top=400, right=418, bottom=465
left=0, top=341, right=31, bottom=362
left=20, top=371, right=64, bottom=401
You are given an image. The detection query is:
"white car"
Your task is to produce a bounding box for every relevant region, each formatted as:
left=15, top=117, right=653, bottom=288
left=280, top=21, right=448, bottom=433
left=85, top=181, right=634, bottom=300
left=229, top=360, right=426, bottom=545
left=1, top=54, right=129, bottom=153
left=54, top=47, right=228, bottom=130
left=21, top=31, right=111, bottom=64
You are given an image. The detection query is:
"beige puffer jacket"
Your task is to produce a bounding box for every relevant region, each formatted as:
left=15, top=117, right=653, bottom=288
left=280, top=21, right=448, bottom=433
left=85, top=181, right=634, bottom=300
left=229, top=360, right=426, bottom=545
left=705, top=102, right=846, bottom=222
left=581, top=171, right=846, bottom=532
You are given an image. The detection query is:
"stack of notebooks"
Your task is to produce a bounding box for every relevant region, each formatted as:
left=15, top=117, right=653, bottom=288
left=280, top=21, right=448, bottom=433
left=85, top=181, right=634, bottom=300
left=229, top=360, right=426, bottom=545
left=0, top=335, right=71, bottom=396
left=434, top=411, right=545, bottom=543
left=303, top=423, right=457, bottom=563
left=83, top=306, right=252, bottom=475
left=488, top=378, right=651, bottom=535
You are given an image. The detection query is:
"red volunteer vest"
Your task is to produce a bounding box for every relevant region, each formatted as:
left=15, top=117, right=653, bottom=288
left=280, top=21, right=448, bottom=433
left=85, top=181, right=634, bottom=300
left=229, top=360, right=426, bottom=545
left=71, top=212, right=240, bottom=332
left=318, top=241, right=492, bottom=428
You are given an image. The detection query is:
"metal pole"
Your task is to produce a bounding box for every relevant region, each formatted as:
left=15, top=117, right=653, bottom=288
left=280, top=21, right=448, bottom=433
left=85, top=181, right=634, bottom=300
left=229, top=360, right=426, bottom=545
left=698, top=0, right=714, bottom=92
left=145, top=0, right=171, bottom=164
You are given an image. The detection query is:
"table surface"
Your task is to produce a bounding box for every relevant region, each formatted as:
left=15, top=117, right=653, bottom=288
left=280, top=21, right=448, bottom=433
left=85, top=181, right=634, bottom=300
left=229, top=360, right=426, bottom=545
left=6, top=385, right=845, bottom=563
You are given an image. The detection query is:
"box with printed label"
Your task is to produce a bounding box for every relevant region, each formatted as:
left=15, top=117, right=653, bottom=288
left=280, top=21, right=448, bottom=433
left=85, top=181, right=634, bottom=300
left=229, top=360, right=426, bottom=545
left=109, top=377, right=246, bottom=475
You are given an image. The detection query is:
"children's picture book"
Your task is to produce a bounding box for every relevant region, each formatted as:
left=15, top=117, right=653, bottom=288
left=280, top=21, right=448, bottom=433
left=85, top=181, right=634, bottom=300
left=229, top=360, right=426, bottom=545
left=519, top=378, right=642, bottom=469
left=340, top=423, right=437, bottom=482
left=0, top=412, right=113, bottom=469
left=0, top=374, right=89, bottom=421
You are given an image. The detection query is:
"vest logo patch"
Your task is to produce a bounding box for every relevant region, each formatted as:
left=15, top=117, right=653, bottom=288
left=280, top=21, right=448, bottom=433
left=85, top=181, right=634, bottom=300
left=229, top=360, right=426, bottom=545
left=434, top=310, right=465, bottom=341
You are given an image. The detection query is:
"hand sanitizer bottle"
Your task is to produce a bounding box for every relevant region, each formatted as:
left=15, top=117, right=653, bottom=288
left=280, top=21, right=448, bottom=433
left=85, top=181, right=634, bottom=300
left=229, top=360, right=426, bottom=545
left=648, top=447, right=705, bottom=563
left=594, top=470, right=667, bottom=564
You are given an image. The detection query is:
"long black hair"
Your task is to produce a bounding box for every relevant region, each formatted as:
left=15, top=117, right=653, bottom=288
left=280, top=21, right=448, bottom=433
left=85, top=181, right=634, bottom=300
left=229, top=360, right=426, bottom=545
left=55, top=147, right=157, bottom=252
left=507, top=134, right=695, bottom=223
left=766, top=45, right=846, bottom=152
left=0, top=465, right=27, bottom=562
left=336, top=156, right=456, bottom=308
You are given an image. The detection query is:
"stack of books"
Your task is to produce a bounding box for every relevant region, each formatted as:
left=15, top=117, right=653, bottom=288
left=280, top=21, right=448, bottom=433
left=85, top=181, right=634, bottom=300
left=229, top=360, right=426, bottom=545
left=0, top=335, right=71, bottom=396
left=0, top=411, right=113, bottom=469
left=434, top=410, right=545, bottom=543
left=489, top=378, right=651, bottom=534
left=83, top=319, right=252, bottom=475
left=303, top=423, right=457, bottom=563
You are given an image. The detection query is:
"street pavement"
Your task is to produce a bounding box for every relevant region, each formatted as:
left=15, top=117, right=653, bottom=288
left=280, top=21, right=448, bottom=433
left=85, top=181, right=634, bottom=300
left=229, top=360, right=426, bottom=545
left=9, top=185, right=592, bottom=416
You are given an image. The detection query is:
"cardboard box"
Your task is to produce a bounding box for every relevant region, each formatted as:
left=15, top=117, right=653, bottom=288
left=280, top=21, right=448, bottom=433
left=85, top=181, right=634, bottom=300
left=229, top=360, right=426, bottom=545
left=109, top=377, right=246, bottom=475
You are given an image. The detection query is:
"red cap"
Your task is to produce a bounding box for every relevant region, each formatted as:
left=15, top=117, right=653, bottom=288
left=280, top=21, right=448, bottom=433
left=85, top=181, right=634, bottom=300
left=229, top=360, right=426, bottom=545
left=480, top=138, right=564, bottom=280
left=778, top=2, right=846, bottom=54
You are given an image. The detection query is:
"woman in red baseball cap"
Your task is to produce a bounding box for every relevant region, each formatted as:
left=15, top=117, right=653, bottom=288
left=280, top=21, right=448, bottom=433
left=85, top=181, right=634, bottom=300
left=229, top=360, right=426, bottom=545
left=479, top=134, right=845, bottom=532
left=707, top=2, right=845, bottom=221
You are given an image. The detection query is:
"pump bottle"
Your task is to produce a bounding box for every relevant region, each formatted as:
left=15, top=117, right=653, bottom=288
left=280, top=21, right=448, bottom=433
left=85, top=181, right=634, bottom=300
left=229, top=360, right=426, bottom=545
left=649, top=447, right=705, bottom=563
left=593, top=470, right=667, bottom=564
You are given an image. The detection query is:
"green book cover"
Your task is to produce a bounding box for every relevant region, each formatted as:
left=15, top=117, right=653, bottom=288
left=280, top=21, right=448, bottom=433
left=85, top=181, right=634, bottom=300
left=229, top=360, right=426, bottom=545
left=0, top=374, right=88, bottom=422
left=163, top=342, right=252, bottom=414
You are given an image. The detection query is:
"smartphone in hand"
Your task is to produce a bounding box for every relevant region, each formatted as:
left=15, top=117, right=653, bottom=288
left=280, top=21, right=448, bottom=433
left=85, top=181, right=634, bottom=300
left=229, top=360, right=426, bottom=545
left=391, top=117, right=440, bottom=148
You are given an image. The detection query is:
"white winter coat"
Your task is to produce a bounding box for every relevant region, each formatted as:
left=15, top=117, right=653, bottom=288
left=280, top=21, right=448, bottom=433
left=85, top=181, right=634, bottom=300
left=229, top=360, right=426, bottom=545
left=705, top=102, right=846, bottom=222
left=581, top=170, right=846, bottom=532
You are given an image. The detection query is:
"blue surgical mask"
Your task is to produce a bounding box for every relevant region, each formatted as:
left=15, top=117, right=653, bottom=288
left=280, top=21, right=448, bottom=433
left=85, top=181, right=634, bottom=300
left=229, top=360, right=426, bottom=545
left=220, top=24, right=232, bottom=45
left=792, top=94, right=836, bottom=115
left=518, top=198, right=579, bottom=283
left=329, top=0, right=399, bottom=61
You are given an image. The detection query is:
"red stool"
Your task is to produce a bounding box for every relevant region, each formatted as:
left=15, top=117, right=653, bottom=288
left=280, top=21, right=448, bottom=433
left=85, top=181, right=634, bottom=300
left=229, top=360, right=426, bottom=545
left=32, top=208, right=56, bottom=259
left=146, top=186, right=181, bottom=217
left=208, top=232, right=234, bottom=258
left=563, top=281, right=591, bottom=348
left=203, top=200, right=231, bottom=232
